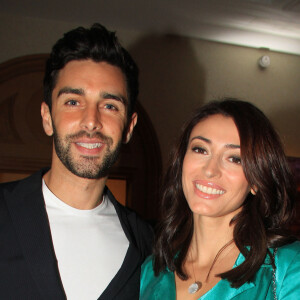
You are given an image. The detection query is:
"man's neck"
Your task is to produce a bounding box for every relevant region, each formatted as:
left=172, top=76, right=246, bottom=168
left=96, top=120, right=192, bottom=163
left=43, top=165, right=107, bottom=210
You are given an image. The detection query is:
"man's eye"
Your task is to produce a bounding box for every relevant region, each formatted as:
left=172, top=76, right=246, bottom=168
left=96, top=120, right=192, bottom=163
left=105, top=104, right=117, bottom=110
left=66, top=100, right=78, bottom=106
left=192, top=146, right=207, bottom=154
left=229, top=156, right=241, bottom=164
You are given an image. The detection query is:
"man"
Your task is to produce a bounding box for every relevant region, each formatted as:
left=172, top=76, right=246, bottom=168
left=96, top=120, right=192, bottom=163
left=0, top=24, right=153, bottom=299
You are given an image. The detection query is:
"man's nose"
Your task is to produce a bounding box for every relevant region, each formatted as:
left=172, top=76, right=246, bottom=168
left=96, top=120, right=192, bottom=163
left=80, top=105, right=102, bottom=131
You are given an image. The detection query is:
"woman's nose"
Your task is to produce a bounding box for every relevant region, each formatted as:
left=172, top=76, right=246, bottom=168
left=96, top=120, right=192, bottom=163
left=203, top=156, right=221, bottom=178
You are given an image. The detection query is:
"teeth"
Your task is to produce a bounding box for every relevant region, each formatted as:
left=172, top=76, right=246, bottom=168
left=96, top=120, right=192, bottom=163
left=195, top=183, right=225, bottom=195
left=76, top=143, right=101, bottom=149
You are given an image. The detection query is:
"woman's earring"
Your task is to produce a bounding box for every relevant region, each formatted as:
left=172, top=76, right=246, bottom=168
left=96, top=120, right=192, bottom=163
left=250, top=188, right=257, bottom=195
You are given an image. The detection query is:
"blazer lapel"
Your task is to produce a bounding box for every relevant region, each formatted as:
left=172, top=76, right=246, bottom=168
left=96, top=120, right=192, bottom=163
left=100, top=243, right=141, bottom=299
left=99, top=188, right=147, bottom=299
left=5, top=170, right=66, bottom=299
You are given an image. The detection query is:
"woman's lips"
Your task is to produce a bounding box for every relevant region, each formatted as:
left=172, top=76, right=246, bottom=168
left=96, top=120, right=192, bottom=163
left=193, top=181, right=225, bottom=199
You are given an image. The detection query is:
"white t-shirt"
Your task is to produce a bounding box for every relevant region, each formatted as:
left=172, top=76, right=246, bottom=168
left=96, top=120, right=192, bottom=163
left=42, top=180, right=129, bottom=300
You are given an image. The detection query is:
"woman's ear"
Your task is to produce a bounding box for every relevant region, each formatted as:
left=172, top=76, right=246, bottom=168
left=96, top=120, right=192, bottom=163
left=250, top=186, right=258, bottom=195
left=41, top=102, right=53, bottom=136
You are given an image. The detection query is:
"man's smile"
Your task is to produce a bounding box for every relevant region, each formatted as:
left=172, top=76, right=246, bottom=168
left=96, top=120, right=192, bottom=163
left=76, top=142, right=102, bottom=149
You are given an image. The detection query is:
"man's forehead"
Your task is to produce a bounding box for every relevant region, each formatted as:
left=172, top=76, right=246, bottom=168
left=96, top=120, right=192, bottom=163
left=53, top=60, right=128, bottom=94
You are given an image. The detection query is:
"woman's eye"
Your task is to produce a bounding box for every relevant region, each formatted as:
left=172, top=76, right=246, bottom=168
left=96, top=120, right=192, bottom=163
left=229, top=156, right=241, bottom=164
left=66, top=100, right=78, bottom=106
left=192, top=146, right=207, bottom=154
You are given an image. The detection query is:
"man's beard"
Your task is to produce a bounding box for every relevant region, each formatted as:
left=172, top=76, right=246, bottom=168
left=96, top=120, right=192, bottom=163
left=52, top=125, right=122, bottom=179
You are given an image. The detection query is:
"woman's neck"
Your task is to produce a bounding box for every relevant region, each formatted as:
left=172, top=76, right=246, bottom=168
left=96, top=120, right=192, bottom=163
left=191, top=214, right=235, bottom=262
left=175, top=215, right=239, bottom=300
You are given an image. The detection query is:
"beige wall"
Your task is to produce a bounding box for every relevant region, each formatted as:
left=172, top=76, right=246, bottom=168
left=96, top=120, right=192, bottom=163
left=1, top=13, right=299, bottom=170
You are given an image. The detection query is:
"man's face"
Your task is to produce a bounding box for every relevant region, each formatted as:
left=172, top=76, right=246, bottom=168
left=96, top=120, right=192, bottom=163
left=41, top=59, right=137, bottom=179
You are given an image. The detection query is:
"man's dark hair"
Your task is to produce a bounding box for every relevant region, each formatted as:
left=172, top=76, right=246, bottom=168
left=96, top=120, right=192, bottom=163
left=43, top=23, right=139, bottom=117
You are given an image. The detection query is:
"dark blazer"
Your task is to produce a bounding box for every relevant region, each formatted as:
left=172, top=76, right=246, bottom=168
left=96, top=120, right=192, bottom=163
left=0, top=169, right=153, bottom=300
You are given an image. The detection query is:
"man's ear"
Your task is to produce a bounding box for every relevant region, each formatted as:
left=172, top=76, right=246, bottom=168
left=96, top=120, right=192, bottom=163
left=124, top=112, right=138, bottom=144
left=41, top=102, right=53, bottom=136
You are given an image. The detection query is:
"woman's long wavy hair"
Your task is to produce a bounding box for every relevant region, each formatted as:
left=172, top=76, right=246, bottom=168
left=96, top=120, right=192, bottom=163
left=153, top=98, right=296, bottom=287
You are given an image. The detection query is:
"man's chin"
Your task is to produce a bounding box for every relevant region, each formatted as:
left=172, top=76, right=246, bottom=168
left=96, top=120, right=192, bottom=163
left=76, top=170, right=109, bottom=180
left=56, top=141, right=121, bottom=180
left=66, top=165, right=109, bottom=180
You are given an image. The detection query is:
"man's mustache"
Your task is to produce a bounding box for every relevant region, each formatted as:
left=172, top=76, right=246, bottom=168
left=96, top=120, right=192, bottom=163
left=66, top=131, right=113, bottom=145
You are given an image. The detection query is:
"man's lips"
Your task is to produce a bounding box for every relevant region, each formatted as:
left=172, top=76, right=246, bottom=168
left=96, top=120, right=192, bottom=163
left=73, top=139, right=105, bottom=155
left=75, top=142, right=102, bottom=149
left=67, top=130, right=112, bottom=145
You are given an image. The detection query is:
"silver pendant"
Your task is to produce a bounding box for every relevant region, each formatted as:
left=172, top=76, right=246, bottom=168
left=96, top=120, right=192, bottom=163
left=188, top=281, right=202, bottom=294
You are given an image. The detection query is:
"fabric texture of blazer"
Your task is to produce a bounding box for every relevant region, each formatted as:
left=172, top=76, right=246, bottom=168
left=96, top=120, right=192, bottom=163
left=0, top=168, right=153, bottom=300
left=140, top=241, right=300, bottom=299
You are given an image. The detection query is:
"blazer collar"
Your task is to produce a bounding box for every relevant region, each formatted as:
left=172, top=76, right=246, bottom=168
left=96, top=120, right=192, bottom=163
left=4, top=169, right=66, bottom=299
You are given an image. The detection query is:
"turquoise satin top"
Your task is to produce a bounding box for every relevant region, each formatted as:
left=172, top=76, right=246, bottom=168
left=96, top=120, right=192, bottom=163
left=140, top=241, right=300, bottom=299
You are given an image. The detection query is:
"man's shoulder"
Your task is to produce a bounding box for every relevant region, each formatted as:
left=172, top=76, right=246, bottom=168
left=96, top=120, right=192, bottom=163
left=105, top=187, right=151, bottom=225
left=0, top=169, right=46, bottom=197
left=0, top=179, right=19, bottom=191
left=0, top=177, right=27, bottom=196
left=105, top=187, right=154, bottom=252
left=112, top=194, right=154, bottom=235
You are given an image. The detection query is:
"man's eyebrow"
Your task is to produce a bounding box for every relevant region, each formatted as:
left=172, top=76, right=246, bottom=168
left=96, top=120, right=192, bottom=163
left=102, top=92, right=127, bottom=105
left=57, top=87, right=84, bottom=98
left=56, top=88, right=128, bottom=105
left=190, top=135, right=240, bottom=148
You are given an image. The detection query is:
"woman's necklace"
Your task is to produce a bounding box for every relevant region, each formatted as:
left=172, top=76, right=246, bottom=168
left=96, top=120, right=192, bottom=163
left=188, top=239, right=234, bottom=294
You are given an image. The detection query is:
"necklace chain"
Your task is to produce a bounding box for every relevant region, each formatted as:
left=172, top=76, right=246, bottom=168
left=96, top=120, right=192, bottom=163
left=188, top=239, right=234, bottom=294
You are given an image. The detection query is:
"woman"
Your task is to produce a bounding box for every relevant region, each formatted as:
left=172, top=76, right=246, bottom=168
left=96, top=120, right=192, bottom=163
left=140, top=99, right=300, bottom=299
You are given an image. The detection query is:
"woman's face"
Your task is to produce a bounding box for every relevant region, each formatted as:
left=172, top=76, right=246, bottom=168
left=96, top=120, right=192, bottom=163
left=182, top=114, right=251, bottom=219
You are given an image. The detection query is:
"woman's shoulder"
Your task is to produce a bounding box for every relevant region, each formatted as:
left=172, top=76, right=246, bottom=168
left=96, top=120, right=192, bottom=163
left=142, top=255, right=155, bottom=273
left=277, top=240, right=300, bottom=258
left=274, top=241, right=300, bottom=297
left=140, top=255, right=176, bottom=299
left=141, top=255, right=158, bottom=286
left=276, top=240, right=300, bottom=270
left=141, top=255, right=174, bottom=282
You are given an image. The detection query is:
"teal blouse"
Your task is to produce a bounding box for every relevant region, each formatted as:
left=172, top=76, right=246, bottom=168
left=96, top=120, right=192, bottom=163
left=140, top=241, right=300, bottom=299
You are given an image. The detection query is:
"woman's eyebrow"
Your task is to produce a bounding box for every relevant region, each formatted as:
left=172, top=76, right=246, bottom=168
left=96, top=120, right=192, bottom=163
left=191, top=135, right=211, bottom=144
left=190, top=136, right=240, bottom=148
left=225, top=144, right=240, bottom=149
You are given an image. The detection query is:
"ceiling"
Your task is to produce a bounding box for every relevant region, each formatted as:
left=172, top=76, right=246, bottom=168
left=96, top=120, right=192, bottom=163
left=1, top=0, right=300, bottom=55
